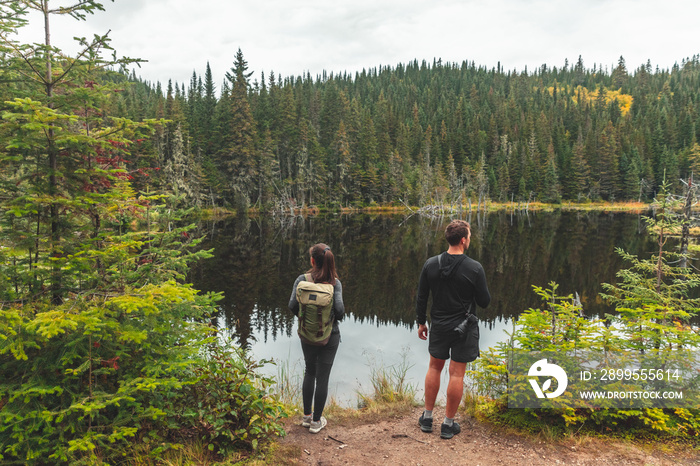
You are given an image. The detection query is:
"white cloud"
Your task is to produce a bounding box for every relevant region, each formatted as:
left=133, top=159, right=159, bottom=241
left=13, top=0, right=700, bottom=89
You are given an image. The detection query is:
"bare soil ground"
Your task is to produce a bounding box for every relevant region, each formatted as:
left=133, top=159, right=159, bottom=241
left=278, top=406, right=699, bottom=466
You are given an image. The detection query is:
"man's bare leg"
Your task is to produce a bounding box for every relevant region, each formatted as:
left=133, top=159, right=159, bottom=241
left=445, top=360, right=467, bottom=418
left=424, top=355, right=446, bottom=411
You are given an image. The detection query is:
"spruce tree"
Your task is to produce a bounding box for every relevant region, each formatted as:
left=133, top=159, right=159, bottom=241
left=222, top=49, right=258, bottom=210
left=602, top=180, right=700, bottom=351
left=0, top=3, right=227, bottom=461
left=332, top=121, right=352, bottom=205
left=598, top=120, right=621, bottom=200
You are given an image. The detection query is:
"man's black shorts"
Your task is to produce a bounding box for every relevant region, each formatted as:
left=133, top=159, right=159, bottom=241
left=428, top=323, right=480, bottom=363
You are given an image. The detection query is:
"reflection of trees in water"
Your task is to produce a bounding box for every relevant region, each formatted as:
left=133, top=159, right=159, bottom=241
left=189, top=212, right=654, bottom=347
left=480, top=210, right=656, bottom=321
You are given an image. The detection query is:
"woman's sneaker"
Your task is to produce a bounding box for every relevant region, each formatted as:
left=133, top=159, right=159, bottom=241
left=309, top=416, right=327, bottom=434
left=440, top=421, right=461, bottom=439
left=301, top=414, right=312, bottom=428
left=418, top=413, right=433, bottom=433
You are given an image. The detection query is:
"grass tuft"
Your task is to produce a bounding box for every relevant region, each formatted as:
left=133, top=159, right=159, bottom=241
left=275, top=358, right=304, bottom=409
left=356, top=351, right=418, bottom=412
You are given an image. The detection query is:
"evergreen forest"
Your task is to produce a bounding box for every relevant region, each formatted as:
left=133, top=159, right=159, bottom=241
left=112, top=51, right=700, bottom=211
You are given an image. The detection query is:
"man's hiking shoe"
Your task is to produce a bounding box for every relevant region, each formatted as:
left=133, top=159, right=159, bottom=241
left=309, top=416, right=327, bottom=434
left=418, top=413, right=433, bottom=433
left=440, top=421, right=461, bottom=439
left=301, top=414, right=312, bottom=428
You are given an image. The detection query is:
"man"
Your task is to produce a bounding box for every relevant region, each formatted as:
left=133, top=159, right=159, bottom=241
left=415, top=219, right=491, bottom=439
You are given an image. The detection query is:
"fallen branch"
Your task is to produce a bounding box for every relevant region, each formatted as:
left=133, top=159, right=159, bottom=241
left=391, top=433, right=428, bottom=444
left=399, top=198, right=416, bottom=213
left=327, top=435, right=346, bottom=445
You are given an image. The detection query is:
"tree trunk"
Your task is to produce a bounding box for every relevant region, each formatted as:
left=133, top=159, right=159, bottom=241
left=43, top=1, right=62, bottom=304
left=680, top=176, right=693, bottom=269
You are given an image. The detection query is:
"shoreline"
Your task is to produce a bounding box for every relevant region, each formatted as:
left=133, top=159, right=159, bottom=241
left=198, top=200, right=655, bottom=219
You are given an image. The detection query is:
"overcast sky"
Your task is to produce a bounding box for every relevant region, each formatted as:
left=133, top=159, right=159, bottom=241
left=15, top=0, right=700, bottom=90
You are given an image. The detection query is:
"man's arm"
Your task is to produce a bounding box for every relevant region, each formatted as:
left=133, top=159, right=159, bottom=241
left=474, top=264, right=491, bottom=309
left=415, top=260, right=431, bottom=327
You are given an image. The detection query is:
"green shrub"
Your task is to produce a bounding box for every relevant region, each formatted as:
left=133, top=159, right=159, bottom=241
left=0, top=282, right=219, bottom=464
left=168, top=342, right=287, bottom=456
left=468, top=280, right=700, bottom=438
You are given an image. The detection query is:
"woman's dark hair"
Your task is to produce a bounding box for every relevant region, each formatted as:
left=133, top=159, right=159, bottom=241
left=308, top=243, right=338, bottom=284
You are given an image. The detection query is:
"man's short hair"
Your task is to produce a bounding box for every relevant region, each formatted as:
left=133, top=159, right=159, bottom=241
left=445, top=220, right=470, bottom=246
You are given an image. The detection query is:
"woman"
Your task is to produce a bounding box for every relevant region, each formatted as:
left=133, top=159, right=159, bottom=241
left=288, top=243, right=345, bottom=434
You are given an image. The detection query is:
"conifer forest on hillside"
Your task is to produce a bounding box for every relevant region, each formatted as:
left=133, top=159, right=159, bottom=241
left=112, top=51, right=700, bottom=211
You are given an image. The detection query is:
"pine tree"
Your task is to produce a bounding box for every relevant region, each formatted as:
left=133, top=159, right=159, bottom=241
left=0, top=0, right=148, bottom=303
left=542, top=143, right=561, bottom=203
left=567, top=131, right=590, bottom=199
left=276, top=83, right=299, bottom=182
left=222, top=49, right=258, bottom=210
left=332, top=121, right=353, bottom=205
left=602, top=180, right=700, bottom=351
left=186, top=71, right=202, bottom=152
left=446, top=150, right=461, bottom=203
left=687, top=143, right=700, bottom=177
left=418, top=125, right=434, bottom=205
left=319, top=81, right=345, bottom=149
left=616, top=147, right=632, bottom=199
left=201, top=62, right=217, bottom=153
left=375, top=91, right=394, bottom=162
left=598, top=121, right=621, bottom=200
left=525, top=131, right=540, bottom=196
left=387, top=149, right=406, bottom=202
left=612, top=55, right=629, bottom=90
left=475, top=152, right=489, bottom=208
left=163, top=123, right=202, bottom=205
left=357, top=111, right=379, bottom=201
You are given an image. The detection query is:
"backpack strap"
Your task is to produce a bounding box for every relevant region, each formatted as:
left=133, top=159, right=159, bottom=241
left=437, top=253, right=475, bottom=316
left=299, top=273, right=313, bottom=334
left=309, top=273, right=332, bottom=338
left=316, top=305, right=324, bottom=338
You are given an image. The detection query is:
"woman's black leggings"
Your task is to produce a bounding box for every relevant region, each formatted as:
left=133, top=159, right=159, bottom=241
left=301, top=332, right=340, bottom=421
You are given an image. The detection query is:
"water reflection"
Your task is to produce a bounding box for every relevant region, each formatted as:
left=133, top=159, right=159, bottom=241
left=245, top=316, right=516, bottom=406
left=189, top=210, right=653, bottom=349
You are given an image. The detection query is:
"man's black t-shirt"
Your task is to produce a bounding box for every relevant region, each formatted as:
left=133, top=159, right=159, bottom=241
left=415, top=251, right=491, bottom=333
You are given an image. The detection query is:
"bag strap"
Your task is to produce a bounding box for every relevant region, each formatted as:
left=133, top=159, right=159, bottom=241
left=316, top=306, right=324, bottom=337
left=319, top=278, right=334, bottom=336
left=299, top=273, right=312, bottom=333
left=437, top=253, right=475, bottom=316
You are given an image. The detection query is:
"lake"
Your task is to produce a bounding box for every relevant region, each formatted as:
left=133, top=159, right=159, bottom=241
left=189, top=209, right=654, bottom=405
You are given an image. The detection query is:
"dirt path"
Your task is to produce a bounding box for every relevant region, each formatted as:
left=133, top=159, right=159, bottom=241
left=279, top=407, right=699, bottom=465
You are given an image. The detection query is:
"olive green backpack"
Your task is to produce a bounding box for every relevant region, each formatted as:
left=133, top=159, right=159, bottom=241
left=296, top=273, right=335, bottom=345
